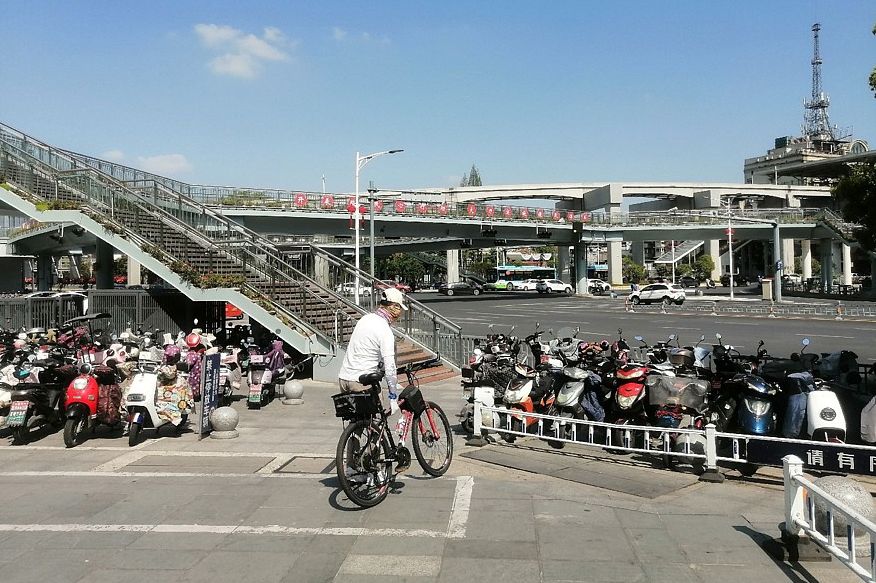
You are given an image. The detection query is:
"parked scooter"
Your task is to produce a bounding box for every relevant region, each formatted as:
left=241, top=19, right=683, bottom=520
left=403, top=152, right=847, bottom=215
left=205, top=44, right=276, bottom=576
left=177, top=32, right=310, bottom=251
left=63, top=362, right=122, bottom=447
left=219, top=346, right=246, bottom=406
left=125, top=359, right=192, bottom=446
left=7, top=353, right=77, bottom=445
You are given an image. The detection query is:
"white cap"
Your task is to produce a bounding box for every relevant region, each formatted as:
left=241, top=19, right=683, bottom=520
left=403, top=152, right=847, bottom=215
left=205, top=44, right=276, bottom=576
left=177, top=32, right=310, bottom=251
left=381, top=287, right=408, bottom=310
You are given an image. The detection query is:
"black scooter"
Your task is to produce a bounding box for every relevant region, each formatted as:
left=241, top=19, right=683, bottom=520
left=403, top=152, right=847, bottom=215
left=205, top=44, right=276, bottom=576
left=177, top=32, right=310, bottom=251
left=8, top=356, right=77, bottom=444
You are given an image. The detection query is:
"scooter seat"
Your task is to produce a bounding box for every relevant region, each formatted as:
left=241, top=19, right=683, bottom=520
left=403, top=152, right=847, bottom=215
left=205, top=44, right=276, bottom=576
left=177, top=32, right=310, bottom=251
left=358, top=371, right=385, bottom=386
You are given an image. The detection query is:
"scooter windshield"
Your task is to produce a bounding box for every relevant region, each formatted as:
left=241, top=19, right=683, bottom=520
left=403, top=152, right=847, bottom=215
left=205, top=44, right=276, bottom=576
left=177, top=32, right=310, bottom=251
left=646, top=376, right=709, bottom=411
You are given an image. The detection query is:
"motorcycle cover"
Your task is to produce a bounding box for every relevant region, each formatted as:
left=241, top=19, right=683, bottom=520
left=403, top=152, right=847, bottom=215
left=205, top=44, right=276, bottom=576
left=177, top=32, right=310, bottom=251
left=97, top=384, right=122, bottom=425
left=155, top=379, right=192, bottom=426
left=646, top=376, right=709, bottom=412
left=781, top=393, right=808, bottom=438
left=860, top=396, right=876, bottom=444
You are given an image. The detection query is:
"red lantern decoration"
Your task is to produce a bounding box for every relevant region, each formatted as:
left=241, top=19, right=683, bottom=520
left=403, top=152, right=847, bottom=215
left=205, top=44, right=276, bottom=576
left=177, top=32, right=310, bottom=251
left=466, top=203, right=477, bottom=217
left=395, top=199, right=407, bottom=213
left=374, top=200, right=384, bottom=212
left=503, top=206, right=513, bottom=218
left=321, top=195, right=334, bottom=209
left=437, top=203, right=448, bottom=215
left=566, top=211, right=575, bottom=221
left=485, top=205, right=495, bottom=218
left=416, top=202, right=428, bottom=214
left=520, top=208, right=529, bottom=219
left=294, top=193, right=308, bottom=208
left=580, top=211, right=591, bottom=223
left=536, top=208, right=545, bottom=219
left=552, top=210, right=562, bottom=221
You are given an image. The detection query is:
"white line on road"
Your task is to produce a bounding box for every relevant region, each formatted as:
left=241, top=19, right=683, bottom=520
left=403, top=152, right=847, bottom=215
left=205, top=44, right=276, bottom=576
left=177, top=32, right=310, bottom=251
left=0, top=523, right=449, bottom=538
left=660, top=327, right=701, bottom=331
left=795, top=333, right=855, bottom=339
left=446, top=475, right=474, bottom=539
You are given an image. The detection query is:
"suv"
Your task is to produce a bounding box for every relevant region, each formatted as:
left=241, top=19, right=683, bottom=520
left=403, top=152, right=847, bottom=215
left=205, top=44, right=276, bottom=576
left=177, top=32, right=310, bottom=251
left=518, top=279, right=543, bottom=291
left=628, top=283, right=685, bottom=305
left=536, top=279, right=574, bottom=294
left=720, top=273, right=749, bottom=287
left=678, top=276, right=699, bottom=288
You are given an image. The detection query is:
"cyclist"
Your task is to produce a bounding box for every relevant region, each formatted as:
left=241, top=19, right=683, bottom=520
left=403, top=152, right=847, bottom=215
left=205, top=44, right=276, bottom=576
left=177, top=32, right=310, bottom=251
left=338, top=287, right=409, bottom=473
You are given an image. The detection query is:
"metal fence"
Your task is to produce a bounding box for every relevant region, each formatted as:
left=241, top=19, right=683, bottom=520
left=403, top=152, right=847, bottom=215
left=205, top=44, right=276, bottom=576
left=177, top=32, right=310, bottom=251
left=0, top=297, right=83, bottom=329
left=783, top=455, right=876, bottom=582
left=86, top=289, right=224, bottom=335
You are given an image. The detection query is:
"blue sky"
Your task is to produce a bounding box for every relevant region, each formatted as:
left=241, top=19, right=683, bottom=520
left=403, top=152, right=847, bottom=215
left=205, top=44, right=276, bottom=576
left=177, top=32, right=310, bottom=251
left=2, top=1, right=873, bottom=194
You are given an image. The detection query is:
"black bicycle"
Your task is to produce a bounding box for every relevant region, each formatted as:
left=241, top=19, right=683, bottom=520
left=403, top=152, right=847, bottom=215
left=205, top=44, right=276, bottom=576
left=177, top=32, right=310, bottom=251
left=332, top=359, right=453, bottom=508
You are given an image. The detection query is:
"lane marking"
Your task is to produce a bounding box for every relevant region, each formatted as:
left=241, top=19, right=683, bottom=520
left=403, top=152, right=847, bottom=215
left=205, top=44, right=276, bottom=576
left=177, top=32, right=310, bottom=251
left=0, top=471, right=330, bottom=479
left=257, top=454, right=296, bottom=474
left=446, top=475, right=474, bottom=539
left=0, top=523, right=448, bottom=538
left=795, top=333, right=854, bottom=339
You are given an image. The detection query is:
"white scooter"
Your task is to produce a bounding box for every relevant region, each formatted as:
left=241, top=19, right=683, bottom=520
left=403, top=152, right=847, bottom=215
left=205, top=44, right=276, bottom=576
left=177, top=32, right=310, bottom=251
left=124, top=360, right=191, bottom=446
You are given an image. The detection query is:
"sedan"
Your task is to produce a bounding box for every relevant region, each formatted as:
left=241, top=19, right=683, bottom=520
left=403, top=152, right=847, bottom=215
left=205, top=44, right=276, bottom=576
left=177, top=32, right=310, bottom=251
left=437, top=281, right=483, bottom=296
left=518, top=279, right=543, bottom=291
left=535, top=279, right=573, bottom=294
left=678, top=276, right=699, bottom=288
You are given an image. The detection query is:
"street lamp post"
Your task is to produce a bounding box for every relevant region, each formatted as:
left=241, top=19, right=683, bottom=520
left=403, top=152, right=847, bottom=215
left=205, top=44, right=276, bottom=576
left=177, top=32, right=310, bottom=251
left=354, top=149, right=403, bottom=305
left=367, top=187, right=402, bottom=281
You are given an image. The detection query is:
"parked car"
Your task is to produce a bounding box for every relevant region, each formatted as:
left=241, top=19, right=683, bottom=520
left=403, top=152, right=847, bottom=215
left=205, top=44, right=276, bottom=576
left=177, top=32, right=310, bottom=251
left=518, top=279, right=543, bottom=291
left=628, top=283, right=685, bottom=305
left=720, top=273, right=750, bottom=286
left=588, top=279, right=612, bottom=294
left=678, top=276, right=699, bottom=288
left=536, top=279, right=573, bottom=294
left=781, top=273, right=802, bottom=285
left=375, top=280, right=412, bottom=293
left=335, top=282, right=372, bottom=296
left=438, top=281, right=483, bottom=296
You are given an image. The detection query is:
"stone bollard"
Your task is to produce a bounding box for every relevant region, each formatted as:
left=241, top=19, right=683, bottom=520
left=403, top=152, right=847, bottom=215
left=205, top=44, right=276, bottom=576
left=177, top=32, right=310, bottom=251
left=768, top=302, right=777, bottom=318
left=710, top=302, right=718, bottom=316
left=835, top=301, right=844, bottom=321
left=660, top=300, right=668, bottom=314
left=281, top=379, right=305, bottom=405
left=209, top=406, right=239, bottom=439
left=813, top=475, right=876, bottom=554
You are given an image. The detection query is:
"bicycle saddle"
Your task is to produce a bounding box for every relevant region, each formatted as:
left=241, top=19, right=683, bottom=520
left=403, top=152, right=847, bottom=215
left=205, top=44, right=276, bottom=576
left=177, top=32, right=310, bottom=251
left=358, top=371, right=385, bottom=386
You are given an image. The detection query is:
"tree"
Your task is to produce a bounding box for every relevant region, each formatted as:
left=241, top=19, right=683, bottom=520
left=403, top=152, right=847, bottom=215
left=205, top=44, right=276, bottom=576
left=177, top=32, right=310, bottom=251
left=693, top=255, right=715, bottom=281
left=466, top=260, right=494, bottom=280
left=676, top=264, right=693, bottom=278
left=622, top=256, right=646, bottom=284
left=870, top=24, right=876, bottom=98
left=793, top=256, right=821, bottom=276
left=833, top=162, right=876, bottom=252
left=382, top=254, right=425, bottom=285
left=460, top=164, right=482, bottom=187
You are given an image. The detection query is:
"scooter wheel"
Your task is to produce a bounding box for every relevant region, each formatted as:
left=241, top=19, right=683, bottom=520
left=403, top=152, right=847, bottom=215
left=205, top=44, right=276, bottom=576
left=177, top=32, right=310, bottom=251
left=11, top=426, right=27, bottom=445
left=64, top=417, right=86, bottom=448
left=128, top=421, right=143, bottom=447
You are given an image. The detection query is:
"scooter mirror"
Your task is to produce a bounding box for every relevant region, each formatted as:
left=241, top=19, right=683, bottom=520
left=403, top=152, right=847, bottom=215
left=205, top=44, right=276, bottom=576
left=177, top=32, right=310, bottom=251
left=193, top=318, right=199, bottom=326
left=801, top=337, right=811, bottom=347
left=634, top=335, right=644, bottom=342
left=669, top=334, right=676, bottom=341
left=699, top=334, right=706, bottom=342
left=715, top=333, right=722, bottom=341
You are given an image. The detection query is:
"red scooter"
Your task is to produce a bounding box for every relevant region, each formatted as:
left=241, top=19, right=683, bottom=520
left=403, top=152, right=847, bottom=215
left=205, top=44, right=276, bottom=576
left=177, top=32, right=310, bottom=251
left=63, top=362, right=122, bottom=448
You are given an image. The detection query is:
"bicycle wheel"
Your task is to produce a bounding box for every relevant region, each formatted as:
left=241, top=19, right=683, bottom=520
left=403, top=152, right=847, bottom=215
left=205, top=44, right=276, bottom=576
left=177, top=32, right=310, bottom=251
left=411, top=402, right=453, bottom=477
left=336, top=420, right=393, bottom=508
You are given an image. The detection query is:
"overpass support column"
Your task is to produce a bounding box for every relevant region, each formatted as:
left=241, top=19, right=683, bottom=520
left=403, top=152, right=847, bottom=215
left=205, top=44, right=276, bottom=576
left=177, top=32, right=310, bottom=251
left=36, top=254, right=54, bottom=291
left=704, top=239, right=721, bottom=280
left=446, top=249, right=460, bottom=283
left=631, top=242, right=645, bottom=266
left=574, top=241, right=588, bottom=296
left=820, top=239, right=833, bottom=293
left=782, top=239, right=795, bottom=274
left=801, top=240, right=812, bottom=280
left=557, top=245, right=571, bottom=283
left=842, top=243, right=853, bottom=286
left=607, top=241, right=622, bottom=287
left=127, top=256, right=142, bottom=287
left=95, top=240, right=114, bottom=290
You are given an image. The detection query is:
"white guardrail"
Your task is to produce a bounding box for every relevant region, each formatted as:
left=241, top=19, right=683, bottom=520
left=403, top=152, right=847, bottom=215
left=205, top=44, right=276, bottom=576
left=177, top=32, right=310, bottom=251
left=783, top=455, right=876, bottom=582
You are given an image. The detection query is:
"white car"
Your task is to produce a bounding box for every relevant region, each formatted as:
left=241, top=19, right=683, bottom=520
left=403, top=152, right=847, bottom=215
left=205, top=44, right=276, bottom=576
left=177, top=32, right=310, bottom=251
left=518, top=279, right=543, bottom=291
left=628, top=283, right=685, bottom=305
left=335, top=282, right=371, bottom=296
left=536, top=279, right=574, bottom=294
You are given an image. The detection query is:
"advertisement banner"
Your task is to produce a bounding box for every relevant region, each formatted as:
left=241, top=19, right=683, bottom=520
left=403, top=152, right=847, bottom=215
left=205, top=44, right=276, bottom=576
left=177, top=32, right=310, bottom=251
left=198, top=353, right=222, bottom=440
left=746, top=438, right=876, bottom=477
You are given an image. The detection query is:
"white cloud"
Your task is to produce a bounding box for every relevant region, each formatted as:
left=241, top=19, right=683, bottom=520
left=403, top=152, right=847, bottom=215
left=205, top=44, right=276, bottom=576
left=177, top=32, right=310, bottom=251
left=100, top=149, right=125, bottom=162
left=136, top=154, right=193, bottom=176
left=332, top=27, right=347, bottom=41
left=332, top=26, right=389, bottom=45
left=194, top=23, right=291, bottom=79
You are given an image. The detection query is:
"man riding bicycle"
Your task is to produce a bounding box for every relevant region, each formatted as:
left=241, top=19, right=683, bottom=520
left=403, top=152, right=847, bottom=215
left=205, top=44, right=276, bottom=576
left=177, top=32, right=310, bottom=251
left=338, top=287, right=409, bottom=472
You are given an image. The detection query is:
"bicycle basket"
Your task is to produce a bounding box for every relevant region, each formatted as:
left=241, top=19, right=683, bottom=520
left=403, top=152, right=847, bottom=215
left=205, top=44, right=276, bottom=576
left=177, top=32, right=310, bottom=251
left=398, top=385, right=427, bottom=415
left=331, top=392, right=379, bottom=420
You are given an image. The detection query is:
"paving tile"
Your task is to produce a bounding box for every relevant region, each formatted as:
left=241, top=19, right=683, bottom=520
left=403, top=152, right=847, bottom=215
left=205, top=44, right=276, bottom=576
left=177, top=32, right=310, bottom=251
left=219, top=533, right=314, bottom=553
left=444, top=538, right=537, bottom=559
left=109, top=548, right=209, bottom=570
left=542, top=559, right=645, bottom=582
left=339, top=554, right=441, bottom=577
left=614, top=507, right=663, bottom=529
left=640, top=562, right=700, bottom=583
left=76, top=569, right=183, bottom=583
left=4, top=549, right=93, bottom=583
left=626, top=527, right=685, bottom=560
left=127, top=532, right=229, bottom=551
left=691, top=563, right=796, bottom=583
left=437, top=557, right=540, bottom=583
left=351, top=534, right=447, bottom=556
left=461, top=510, right=537, bottom=542
left=183, top=550, right=299, bottom=583
left=280, top=551, right=346, bottom=582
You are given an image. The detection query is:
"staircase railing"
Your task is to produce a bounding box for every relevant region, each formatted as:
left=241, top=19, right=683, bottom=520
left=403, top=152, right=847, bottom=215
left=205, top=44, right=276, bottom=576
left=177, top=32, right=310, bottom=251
left=0, top=125, right=357, bottom=345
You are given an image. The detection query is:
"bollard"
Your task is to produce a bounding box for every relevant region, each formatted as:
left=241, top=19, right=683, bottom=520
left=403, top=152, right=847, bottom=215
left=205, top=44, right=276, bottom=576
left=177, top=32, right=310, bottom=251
left=281, top=379, right=305, bottom=405
left=660, top=300, right=668, bottom=314
left=710, top=302, right=718, bottom=316
left=835, top=301, right=844, bottom=321
left=209, top=406, right=240, bottom=439
left=625, top=298, right=633, bottom=313
left=768, top=301, right=776, bottom=318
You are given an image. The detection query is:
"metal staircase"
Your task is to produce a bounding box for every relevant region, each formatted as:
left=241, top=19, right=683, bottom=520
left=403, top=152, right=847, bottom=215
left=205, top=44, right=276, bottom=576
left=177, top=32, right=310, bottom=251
left=0, top=123, right=464, bottom=370
left=652, top=240, right=704, bottom=264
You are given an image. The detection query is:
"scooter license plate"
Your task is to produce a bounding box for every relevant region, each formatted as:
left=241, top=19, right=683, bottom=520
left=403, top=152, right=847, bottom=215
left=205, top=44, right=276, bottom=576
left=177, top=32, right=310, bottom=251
left=7, top=401, right=28, bottom=427
left=248, top=385, right=261, bottom=403
left=249, top=355, right=263, bottom=364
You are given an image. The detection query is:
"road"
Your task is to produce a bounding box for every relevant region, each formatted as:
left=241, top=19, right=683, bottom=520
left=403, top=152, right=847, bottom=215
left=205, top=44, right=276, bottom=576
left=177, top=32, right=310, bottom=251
left=418, top=292, right=876, bottom=362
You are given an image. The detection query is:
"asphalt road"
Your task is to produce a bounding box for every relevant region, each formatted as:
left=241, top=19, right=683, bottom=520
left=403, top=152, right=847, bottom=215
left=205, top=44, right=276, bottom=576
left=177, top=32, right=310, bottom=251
left=417, top=292, right=876, bottom=362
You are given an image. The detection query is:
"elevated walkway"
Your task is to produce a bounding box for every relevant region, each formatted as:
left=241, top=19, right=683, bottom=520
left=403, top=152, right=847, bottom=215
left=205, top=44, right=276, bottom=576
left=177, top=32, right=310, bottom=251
left=0, top=123, right=464, bottom=378
left=653, top=240, right=703, bottom=264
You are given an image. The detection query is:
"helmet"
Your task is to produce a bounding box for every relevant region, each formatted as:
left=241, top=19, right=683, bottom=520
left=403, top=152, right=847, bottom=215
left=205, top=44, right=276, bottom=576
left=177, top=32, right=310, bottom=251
left=185, top=332, right=201, bottom=348
left=380, top=287, right=408, bottom=310
left=599, top=340, right=610, bottom=352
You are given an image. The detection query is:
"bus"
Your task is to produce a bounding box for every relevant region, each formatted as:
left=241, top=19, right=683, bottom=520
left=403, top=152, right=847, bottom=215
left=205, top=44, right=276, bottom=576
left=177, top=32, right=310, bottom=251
left=488, top=265, right=556, bottom=290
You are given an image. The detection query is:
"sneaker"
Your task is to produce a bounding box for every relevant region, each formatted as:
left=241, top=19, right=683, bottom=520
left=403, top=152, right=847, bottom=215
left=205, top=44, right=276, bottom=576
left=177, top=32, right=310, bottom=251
left=345, top=466, right=367, bottom=484
left=395, top=460, right=410, bottom=473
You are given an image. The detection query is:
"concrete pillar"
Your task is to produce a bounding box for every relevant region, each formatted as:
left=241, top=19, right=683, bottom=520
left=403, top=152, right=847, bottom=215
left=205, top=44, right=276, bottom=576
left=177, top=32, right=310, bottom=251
left=574, top=241, right=588, bottom=296
left=607, top=241, right=623, bottom=286
left=127, top=256, right=142, bottom=287
left=446, top=249, right=460, bottom=283
left=557, top=245, right=571, bottom=283
left=95, top=240, right=114, bottom=290
left=801, top=240, right=812, bottom=280
left=782, top=239, right=795, bottom=273
left=704, top=239, right=721, bottom=280
left=36, top=254, right=54, bottom=291
left=842, top=244, right=853, bottom=286
left=820, top=239, right=833, bottom=293
left=631, top=241, right=645, bottom=266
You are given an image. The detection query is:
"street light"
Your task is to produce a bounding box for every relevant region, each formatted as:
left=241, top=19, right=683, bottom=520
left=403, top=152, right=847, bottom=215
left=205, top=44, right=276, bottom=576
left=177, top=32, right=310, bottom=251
left=354, top=149, right=403, bottom=305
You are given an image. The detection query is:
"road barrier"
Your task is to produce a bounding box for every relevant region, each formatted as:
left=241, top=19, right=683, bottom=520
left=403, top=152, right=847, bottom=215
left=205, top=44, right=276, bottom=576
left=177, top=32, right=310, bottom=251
left=472, top=401, right=876, bottom=481
left=783, top=455, right=876, bottom=581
